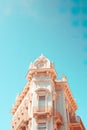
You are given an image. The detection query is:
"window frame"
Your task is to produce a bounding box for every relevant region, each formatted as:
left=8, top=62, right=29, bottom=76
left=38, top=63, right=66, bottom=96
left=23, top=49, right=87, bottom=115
left=38, top=122, right=46, bottom=130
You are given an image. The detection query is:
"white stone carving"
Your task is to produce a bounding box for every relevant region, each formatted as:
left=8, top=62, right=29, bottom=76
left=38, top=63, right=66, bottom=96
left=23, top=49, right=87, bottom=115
left=29, top=55, right=51, bottom=69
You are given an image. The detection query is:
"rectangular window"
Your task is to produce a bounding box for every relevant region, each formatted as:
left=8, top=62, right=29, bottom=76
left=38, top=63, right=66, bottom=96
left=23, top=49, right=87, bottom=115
left=38, top=96, right=45, bottom=112
left=38, top=123, right=46, bottom=130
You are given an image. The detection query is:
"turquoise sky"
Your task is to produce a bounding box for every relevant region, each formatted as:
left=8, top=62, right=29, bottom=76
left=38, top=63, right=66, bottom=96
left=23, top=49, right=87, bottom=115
left=0, top=0, right=87, bottom=129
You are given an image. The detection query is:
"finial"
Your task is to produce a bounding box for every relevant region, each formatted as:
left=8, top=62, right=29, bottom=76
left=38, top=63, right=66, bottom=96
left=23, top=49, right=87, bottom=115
left=29, top=62, right=33, bottom=69
left=39, top=53, right=44, bottom=58
left=62, top=74, right=67, bottom=81
left=41, top=53, right=43, bottom=56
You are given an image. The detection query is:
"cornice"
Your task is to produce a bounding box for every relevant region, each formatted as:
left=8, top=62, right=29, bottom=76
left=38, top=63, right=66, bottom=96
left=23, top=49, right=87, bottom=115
left=26, top=68, right=57, bottom=81
left=55, top=81, right=78, bottom=112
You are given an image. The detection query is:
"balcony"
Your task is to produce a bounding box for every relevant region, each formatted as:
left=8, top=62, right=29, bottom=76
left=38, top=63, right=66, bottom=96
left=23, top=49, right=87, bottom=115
left=33, top=106, right=52, bottom=118
left=69, top=116, right=85, bottom=130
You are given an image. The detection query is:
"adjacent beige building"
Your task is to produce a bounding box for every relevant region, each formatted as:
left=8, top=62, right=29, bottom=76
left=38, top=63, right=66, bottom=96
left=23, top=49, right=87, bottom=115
left=11, top=55, right=85, bottom=130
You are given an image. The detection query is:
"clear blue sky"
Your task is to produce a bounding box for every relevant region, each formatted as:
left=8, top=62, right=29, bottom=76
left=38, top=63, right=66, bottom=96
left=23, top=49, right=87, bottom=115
left=0, top=0, right=87, bottom=129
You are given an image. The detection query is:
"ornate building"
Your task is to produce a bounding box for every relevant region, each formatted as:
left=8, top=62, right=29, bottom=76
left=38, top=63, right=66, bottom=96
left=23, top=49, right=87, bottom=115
left=11, top=55, right=85, bottom=130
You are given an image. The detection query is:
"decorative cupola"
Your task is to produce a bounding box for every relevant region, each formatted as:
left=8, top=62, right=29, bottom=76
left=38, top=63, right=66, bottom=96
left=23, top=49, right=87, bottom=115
left=26, top=55, right=57, bottom=81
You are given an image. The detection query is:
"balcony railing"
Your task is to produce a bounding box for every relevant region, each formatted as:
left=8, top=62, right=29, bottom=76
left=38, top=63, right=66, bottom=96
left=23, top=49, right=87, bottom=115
left=69, top=116, right=85, bottom=130
left=33, top=106, right=52, bottom=118
left=70, top=116, right=81, bottom=123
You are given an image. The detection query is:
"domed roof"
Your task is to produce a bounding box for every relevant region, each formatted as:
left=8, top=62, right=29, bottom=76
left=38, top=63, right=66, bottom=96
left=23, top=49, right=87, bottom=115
left=29, top=54, right=53, bottom=69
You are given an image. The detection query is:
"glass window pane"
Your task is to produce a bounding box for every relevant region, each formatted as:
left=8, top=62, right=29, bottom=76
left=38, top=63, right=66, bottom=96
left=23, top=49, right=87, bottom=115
left=39, top=96, right=45, bottom=111
left=38, top=123, right=46, bottom=130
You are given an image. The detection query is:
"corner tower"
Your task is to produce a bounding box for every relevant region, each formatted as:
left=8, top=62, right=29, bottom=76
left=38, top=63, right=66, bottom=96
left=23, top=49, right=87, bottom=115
left=11, top=55, right=85, bottom=130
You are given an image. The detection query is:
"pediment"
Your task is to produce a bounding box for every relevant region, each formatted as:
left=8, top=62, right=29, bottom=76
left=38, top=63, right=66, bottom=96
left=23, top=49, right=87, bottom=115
left=35, top=87, right=50, bottom=94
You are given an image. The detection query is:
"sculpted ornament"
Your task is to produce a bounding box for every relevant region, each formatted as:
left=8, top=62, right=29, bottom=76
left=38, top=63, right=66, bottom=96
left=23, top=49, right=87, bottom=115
left=32, top=55, right=51, bottom=69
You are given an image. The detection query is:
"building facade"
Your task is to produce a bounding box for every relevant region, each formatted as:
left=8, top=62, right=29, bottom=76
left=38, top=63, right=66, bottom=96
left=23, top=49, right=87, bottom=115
left=11, top=55, right=85, bottom=130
